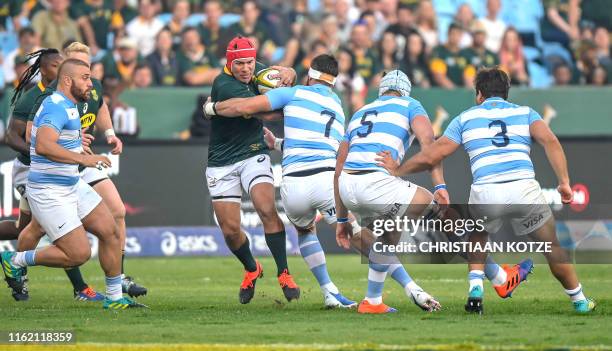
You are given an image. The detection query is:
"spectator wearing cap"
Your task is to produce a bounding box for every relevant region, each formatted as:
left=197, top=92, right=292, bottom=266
left=461, top=22, right=500, bottom=88
left=126, top=0, right=164, bottom=56
left=176, top=27, right=220, bottom=86
left=165, top=0, right=190, bottom=50
left=477, top=0, right=507, bottom=52
left=350, top=21, right=381, bottom=84
left=102, top=36, right=142, bottom=84
left=2, top=27, right=40, bottom=85
left=146, top=28, right=179, bottom=86
left=499, top=27, right=529, bottom=85
left=430, top=23, right=468, bottom=88
left=31, top=0, right=83, bottom=50
left=197, top=0, right=225, bottom=60
left=400, top=32, right=431, bottom=88
left=415, top=0, right=438, bottom=51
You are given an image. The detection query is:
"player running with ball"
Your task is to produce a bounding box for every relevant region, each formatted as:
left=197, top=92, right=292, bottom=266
left=377, top=67, right=595, bottom=314
left=203, top=36, right=300, bottom=304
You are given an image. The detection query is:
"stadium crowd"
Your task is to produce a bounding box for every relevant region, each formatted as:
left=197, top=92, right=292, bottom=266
left=0, top=0, right=611, bottom=120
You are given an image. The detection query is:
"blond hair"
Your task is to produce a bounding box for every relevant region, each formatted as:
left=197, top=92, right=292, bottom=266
left=63, top=42, right=91, bottom=56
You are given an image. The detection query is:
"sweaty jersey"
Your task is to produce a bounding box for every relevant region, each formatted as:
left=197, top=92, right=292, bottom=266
left=344, top=95, right=428, bottom=174
left=29, top=91, right=83, bottom=187
left=208, top=64, right=268, bottom=167
left=11, top=82, right=48, bottom=166
left=265, top=84, right=345, bottom=176
left=443, top=97, right=542, bottom=185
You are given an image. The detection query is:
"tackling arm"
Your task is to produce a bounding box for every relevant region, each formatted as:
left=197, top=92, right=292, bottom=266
left=208, top=95, right=273, bottom=117
left=411, top=116, right=446, bottom=186
left=35, top=126, right=110, bottom=168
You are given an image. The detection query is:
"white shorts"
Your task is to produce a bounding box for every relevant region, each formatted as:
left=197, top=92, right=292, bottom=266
left=339, top=171, right=417, bottom=231
left=205, top=154, right=274, bottom=203
left=80, top=166, right=109, bottom=185
left=469, top=178, right=553, bottom=236
left=27, top=179, right=102, bottom=242
left=281, top=171, right=336, bottom=228
left=12, top=158, right=29, bottom=195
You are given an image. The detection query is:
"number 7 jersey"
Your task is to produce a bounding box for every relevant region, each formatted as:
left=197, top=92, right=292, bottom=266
left=344, top=95, right=428, bottom=174
left=443, top=97, right=543, bottom=185
left=265, top=84, right=345, bottom=176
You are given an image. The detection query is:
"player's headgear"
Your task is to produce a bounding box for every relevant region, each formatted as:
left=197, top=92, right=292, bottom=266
left=225, top=36, right=256, bottom=70
left=378, top=69, right=412, bottom=97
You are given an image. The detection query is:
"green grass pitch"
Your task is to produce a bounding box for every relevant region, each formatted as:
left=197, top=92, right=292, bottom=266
left=0, top=255, right=610, bottom=350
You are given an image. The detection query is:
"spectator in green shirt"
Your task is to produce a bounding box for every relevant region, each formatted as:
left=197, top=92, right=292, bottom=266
left=101, top=36, right=142, bottom=84
left=197, top=0, right=225, bottom=60
left=176, top=26, right=220, bottom=86
left=460, top=22, right=500, bottom=88
left=146, top=28, right=179, bottom=86
left=71, top=0, right=114, bottom=50
left=164, top=0, right=190, bottom=50
left=429, top=22, right=469, bottom=88
left=349, top=20, right=380, bottom=84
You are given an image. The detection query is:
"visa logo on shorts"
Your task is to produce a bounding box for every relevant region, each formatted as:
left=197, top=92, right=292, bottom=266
left=325, top=207, right=336, bottom=217
left=522, top=213, right=544, bottom=230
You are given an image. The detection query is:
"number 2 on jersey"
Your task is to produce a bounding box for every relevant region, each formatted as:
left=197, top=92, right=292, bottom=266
left=488, top=119, right=509, bottom=147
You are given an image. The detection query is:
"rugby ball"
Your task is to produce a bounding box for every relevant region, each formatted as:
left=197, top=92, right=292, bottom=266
left=255, top=68, right=281, bottom=94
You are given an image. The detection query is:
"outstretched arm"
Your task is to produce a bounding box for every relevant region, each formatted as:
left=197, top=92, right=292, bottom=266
left=377, top=136, right=459, bottom=176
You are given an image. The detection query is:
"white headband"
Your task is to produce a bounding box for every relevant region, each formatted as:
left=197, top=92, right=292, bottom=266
left=308, top=67, right=337, bottom=85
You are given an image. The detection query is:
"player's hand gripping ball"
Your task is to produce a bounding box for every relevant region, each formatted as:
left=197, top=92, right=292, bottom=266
left=255, top=68, right=281, bottom=94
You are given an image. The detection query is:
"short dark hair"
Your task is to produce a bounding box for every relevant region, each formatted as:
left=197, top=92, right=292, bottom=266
left=311, top=54, right=339, bottom=78
left=58, top=58, right=90, bottom=78
left=474, top=67, right=510, bottom=100
left=18, top=27, right=35, bottom=39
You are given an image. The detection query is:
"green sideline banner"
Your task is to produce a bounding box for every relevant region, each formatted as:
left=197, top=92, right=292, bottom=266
left=2, top=87, right=612, bottom=138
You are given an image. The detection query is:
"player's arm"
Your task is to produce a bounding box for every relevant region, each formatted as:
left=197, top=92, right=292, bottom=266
left=35, top=123, right=111, bottom=168
left=410, top=115, right=450, bottom=204
left=530, top=120, right=573, bottom=203
left=26, top=121, right=33, bottom=144
left=93, top=101, right=123, bottom=154
left=396, top=137, right=459, bottom=176
left=334, top=140, right=351, bottom=249
left=204, top=86, right=295, bottom=118
left=5, top=118, right=29, bottom=155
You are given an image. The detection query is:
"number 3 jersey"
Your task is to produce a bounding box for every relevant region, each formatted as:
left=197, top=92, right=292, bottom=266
left=265, top=84, right=345, bottom=176
left=344, top=95, right=428, bottom=174
left=443, top=97, right=543, bottom=185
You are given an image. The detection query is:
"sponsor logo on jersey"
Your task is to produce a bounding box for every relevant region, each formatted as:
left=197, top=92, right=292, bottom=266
left=82, top=103, right=88, bottom=113
left=91, top=89, right=99, bottom=101
left=81, top=113, right=96, bottom=128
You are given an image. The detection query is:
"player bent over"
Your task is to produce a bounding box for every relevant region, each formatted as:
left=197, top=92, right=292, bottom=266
left=334, top=70, right=443, bottom=314
left=205, top=54, right=356, bottom=308
left=378, top=67, right=595, bottom=313
left=203, top=36, right=299, bottom=304
left=0, top=59, right=145, bottom=309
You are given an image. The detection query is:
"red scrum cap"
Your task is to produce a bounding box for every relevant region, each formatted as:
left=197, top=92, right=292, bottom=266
left=225, top=36, right=257, bottom=71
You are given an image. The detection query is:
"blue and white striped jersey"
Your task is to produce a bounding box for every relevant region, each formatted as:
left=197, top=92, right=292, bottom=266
left=344, top=95, right=428, bottom=173
left=265, top=84, right=345, bottom=175
left=443, top=97, right=542, bottom=185
left=29, top=92, right=83, bottom=187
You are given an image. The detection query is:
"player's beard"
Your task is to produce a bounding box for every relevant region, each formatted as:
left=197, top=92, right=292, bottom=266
left=71, top=83, right=91, bottom=103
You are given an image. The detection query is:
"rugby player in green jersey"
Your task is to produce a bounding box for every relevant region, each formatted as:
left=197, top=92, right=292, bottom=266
left=205, top=36, right=300, bottom=304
